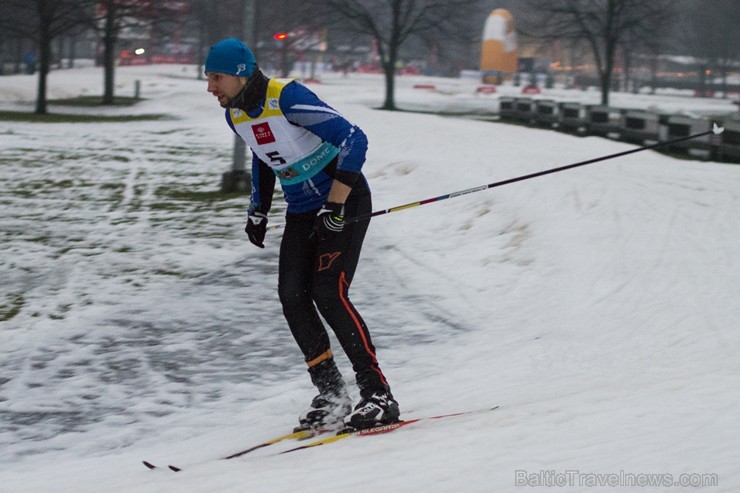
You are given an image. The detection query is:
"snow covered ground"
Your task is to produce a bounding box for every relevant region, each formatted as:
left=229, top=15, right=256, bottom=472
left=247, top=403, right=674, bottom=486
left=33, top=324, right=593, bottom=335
left=1, top=65, right=739, bottom=492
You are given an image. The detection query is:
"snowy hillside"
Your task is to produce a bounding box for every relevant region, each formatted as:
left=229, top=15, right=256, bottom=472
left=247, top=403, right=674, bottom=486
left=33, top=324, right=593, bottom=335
left=1, top=65, right=738, bottom=493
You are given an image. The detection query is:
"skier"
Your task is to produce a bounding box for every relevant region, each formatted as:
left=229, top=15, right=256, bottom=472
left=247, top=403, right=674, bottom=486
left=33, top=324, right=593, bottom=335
left=204, top=38, right=400, bottom=431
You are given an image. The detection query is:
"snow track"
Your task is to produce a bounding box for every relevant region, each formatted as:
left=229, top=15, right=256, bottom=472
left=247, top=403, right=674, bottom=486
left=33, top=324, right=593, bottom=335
left=1, top=65, right=738, bottom=492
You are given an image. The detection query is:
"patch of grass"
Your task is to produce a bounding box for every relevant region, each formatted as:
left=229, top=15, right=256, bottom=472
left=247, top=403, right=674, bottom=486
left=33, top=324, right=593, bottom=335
left=101, top=184, right=126, bottom=204
left=49, top=304, right=72, bottom=320
left=0, top=111, right=168, bottom=123
left=28, top=179, right=76, bottom=189
left=7, top=179, right=85, bottom=198
left=0, top=153, right=52, bottom=168
left=151, top=128, right=186, bottom=135
left=1, top=294, right=25, bottom=322
left=110, top=217, right=137, bottom=226
left=152, top=269, right=182, bottom=277
left=149, top=202, right=182, bottom=211
left=156, top=187, right=246, bottom=202
left=140, top=146, right=205, bottom=158
left=26, top=235, right=52, bottom=243
left=48, top=96, right=143, bottom=107
left=8, top=189, right=36, bottom=198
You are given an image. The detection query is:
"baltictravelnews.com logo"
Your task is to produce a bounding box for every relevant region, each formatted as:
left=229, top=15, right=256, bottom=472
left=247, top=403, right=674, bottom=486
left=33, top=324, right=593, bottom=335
left=514, top=469, right=718, bottom=488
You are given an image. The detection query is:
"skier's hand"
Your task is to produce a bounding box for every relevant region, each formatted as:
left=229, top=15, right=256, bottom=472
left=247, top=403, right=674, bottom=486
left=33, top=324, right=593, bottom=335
left=312, top=202, right=345, bottom=242
left=245, top=211, right=268, bottom=248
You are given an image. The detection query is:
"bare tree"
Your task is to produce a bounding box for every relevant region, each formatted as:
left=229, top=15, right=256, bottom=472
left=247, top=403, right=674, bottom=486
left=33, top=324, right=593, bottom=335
left=0, top=0, right=95, bottom=114
left=96, top=0, right=188, bottom=104
left=519, top=0, right=673, bottom=105
left=325, top=0, right=482, bottom=110
left=677, top=0, right=740, bottom=97
left=186, top=0, right=243, bottom=78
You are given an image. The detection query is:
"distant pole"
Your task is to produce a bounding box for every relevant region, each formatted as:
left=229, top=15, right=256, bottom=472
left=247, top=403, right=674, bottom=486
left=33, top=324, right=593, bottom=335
left=273, top=32, right=289, bottom=78
left=222, top=0, right=256, bottom=193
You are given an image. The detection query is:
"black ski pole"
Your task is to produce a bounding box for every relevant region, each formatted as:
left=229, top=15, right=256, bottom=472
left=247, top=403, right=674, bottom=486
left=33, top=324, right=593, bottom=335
left=345, top=123, right=725, bottom=225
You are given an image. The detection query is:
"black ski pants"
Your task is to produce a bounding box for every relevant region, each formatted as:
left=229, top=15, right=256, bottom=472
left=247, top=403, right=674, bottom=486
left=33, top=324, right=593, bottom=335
left=278, top=177, right=388, bottom=394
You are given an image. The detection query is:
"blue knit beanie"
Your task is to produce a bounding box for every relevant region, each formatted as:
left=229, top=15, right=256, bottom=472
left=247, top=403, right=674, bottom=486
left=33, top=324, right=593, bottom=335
left=205, top=38, right=257, bottom=77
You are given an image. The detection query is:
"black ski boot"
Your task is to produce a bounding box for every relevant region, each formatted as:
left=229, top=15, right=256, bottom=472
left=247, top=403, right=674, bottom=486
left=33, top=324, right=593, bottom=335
left=295, top=358, right=351, bottom=432
left=344, top=388, right=400, bottom=430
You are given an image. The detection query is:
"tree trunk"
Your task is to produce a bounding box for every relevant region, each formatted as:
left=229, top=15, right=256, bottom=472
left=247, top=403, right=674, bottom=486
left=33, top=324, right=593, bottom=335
left=650, top=53, right=658, bottom=94
left=14, top=38, right=23, bottom=74
left=374, top=33, right=397, bottom=111
left=35, top=27, right=51, bottom=114
left=381, top=0, right=401, bottom=111
left=103, top=36, right=116, bottom=104
left=623, top=44, right=633, bottom=93
left=599, top=47, right=614, bottom=106
left=196, top=17, right=205, bottom=79
left=600, top=36, right=617, bottom=105
left=599, top=74, right=609, bottom=106
left=382, top=61, right=396, bottom=110
left=102, top=4, right=117, bottom=105
left=68, top=35, right=77, bottom=69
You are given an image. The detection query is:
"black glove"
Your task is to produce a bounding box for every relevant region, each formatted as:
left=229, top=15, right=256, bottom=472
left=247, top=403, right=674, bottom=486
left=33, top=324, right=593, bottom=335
left=312, top=202, right=345, bottom=241
left=245, top=211, right=268, bottom=248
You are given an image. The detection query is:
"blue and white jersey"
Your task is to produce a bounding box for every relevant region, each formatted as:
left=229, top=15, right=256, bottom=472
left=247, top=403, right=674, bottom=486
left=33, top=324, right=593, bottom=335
left=226, top=79, right=368, bottom=213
